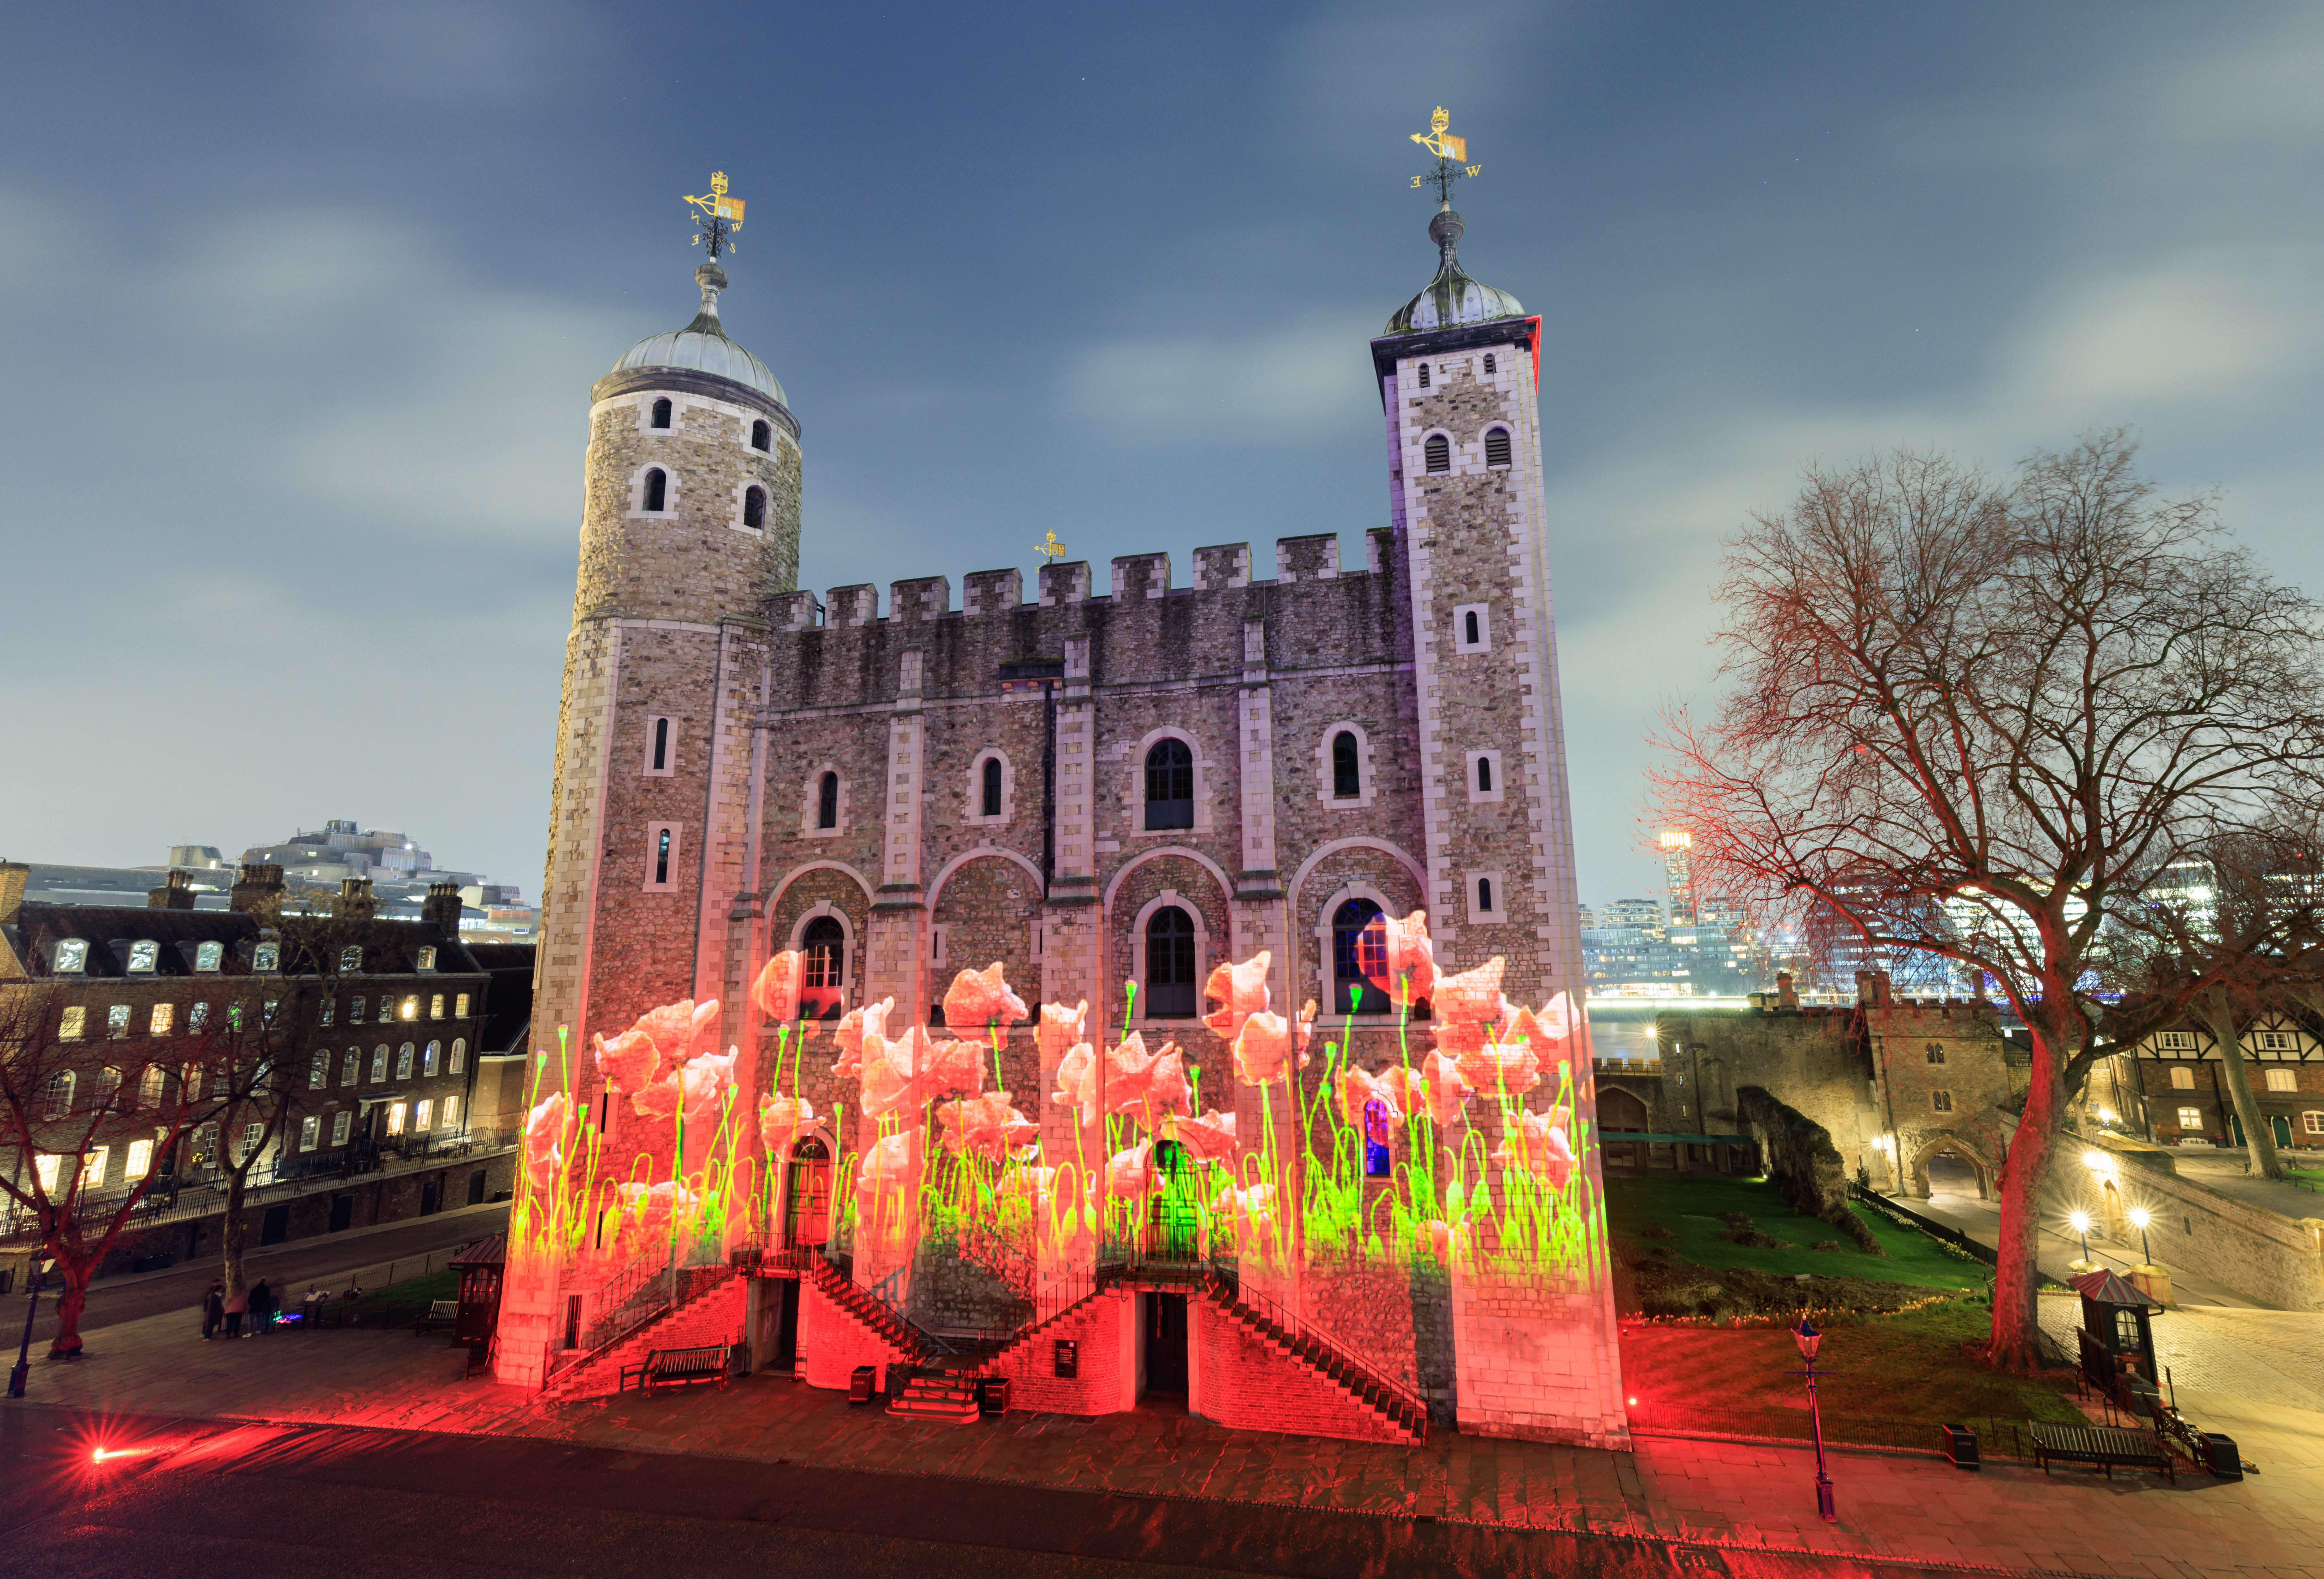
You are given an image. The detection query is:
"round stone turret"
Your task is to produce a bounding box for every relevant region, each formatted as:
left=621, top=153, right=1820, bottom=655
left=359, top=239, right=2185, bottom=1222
left=1384, top=208, right=1525, bottom=334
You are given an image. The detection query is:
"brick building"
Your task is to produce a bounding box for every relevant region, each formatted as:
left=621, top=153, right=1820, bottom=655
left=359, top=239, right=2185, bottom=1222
left=0, top=860, right=519, bottom=1273
left=2092, top=1012, right=2324, bottom=1151
left=518, top=182, right=1626, bottom=1445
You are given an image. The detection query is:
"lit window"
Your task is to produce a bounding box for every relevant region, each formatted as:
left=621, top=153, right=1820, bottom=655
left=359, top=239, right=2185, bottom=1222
left=450, top=1038, right=467, bottom=1073
left=800, top=917, right=845, bottom=1018
left=2178, top=1107, right=2204, bottom=1129
left=371, top=1045, right=388, bottom=1082
left=349, top=996, right=365, bottom=1026
left=1424, top=433, right=1450, bottom=473
left=41, top=1072, right=74, bottom=1119
left=424, top=1041, right=440, bottom=1076
left=240, top=1121, right=264, bottom=1162
left=85, top=1147, right=109, bottom=1187
left=2307, top=1112, right=2323, bottom=1136
left=299, top=1115, right=320, bottom=1152
left=2169, top=1066, right=2194, bottom=1090
left=342, top=1049, right=359, bottom=1086
left=331, top=1111, right=352, bottom=1146
left=126, top=1139, right=152, bottom=1179
left=2266, top=1068, right=2297, bottom=1093
left=416, top=946, right=437, bottom=972
left=1144, top=739, right=1194, bottom=830
left=128, top=940, right=159, bottom=973
left=1483, top=426, right=1512, bottom=468
left=377, top=994, right=393, bottom=1021
left=319, top=997, right=334, bottom=1028
left=400, top=998, right=418, bottom=1021
left=416, top=1099, right=433, bottom=1131
left=397, top=1044, right=415, bottom=1080
left=150, top=1003, right=174, bottom=1035
left=1931, top=1089, right=1953, bottom=1113
left=139, top=1066, right=164, bottom=1108
left=34, top=1155, right=59, bottom=1193
left=54, top=939, right=88, bottom=973
left=2257, top=1031, right=2297, bottom=1052
left=387, top=1104, right=406, bottom=1137
left=454, top=994, right=470, bottom=1019
left=108, top=1004, right=131, bottom=1038
left=181, top=1061, right=202, bottom=1095
left=188, top=1003, right=208, bottom=1032
left=253, top=943, right=279, bottom=972
left=2156, top=1030, right=2197, bottom=1051
left=310, top=1051, right=329, bottom=1089
left=194, top=941, right=223, bottom=972
left=340, top=945, right=364, bottom=973
left=442, top=1095, right=460, bottom=1130
left=1332, top=899, right=1389, bottom=1015
left=97, top=1068, right=122, bottom=1109
left=430, top=994, right=444, bottom=1020
left=58, top=1005, right=90, bottom=1041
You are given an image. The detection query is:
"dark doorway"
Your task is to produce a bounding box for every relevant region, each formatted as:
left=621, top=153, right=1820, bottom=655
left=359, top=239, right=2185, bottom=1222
left=774, top=1279, right=801, bottom=1367
left=1144, top=1292, right=1188, bottom=1394
left=1599, top=1088, right=1651, bottom=1132
left=1149, top=1141, right=1198, bottom=1262
left=420, top=1178, right=441, bottom=1216
left=329, top=1194, right=355, bottom=1232
left=784, top=1137, right=831, bottom=1247
left=467, top=1169, right=487, bottom=1206
left=259, top=1204, right=290, bottom=1246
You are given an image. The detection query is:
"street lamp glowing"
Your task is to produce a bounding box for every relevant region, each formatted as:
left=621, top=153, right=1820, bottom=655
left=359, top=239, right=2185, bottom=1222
left=2128, top=1207, right=2150, bottom=1229
left=2069, top=1210, right=2090, bottom=1233
left=2128, top=1205, right=2156, bottom=1266
left=1792, top=1318, right=1822, bottom=1360
left=2068, top=1209, right=2094, bottom=1270
left=2082, top=1150, right=2106, bottom=1171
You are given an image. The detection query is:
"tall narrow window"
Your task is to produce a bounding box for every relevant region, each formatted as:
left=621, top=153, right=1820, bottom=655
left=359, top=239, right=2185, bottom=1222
left=300, top=1115, right=320, bottom=1152
left=650, top=397, right=672, bottom=429
left=981, top=756, right=1003, bottom=818
left=140, top=1066, right=164, bottom=1107
left=652, top=717, right=670, bottom=772
left=1333, top=899, right=1389, bottom=1014
left=817, top=771, right=839, bottom=829
left=1484, top=426, right=1512, bottom=468
left=1424, top=434, right=1451, bottom=473
left=1418, top=364, right=1431, bottom=388
left=42, top=1071, right=75, bottom=1119
left=654, top=827, right=671, bottom=885
left=1145, top=907, right=1197, bottom=1018
left=151, top=1003, right=175, bottom=1035
left=1144, top=739, right=1194, bottom=830
left=801, top=917, right=845, bottom=1019
left=1332, top=731, right=1361, bottom=798
left=1477, top=876, right=1495, bottom=914
left=343, top=1049, right=360, bottom=1086
left=332, top=1111, right=353, bottom=1146
left=750, top=418, right=771, bottom=452
left=372, top=1045, right=388, bottom=1082
left=450, top=1038, right=466, bottom=1073
left=127, top=1139, right=153, bottom=1179
left=642, top=468, right=667, bottom=511
left=349, top=995, right=365, bottom=1025
left=1483, top=353, right=1497, bottom=373
left=310, top=1051, right=329, bottom=1089
left=397, top=1043, right=415, bottom=1080
left=1465, top=610, right=1480, bottom=645
left=744, top=485, right=766, bottom=529
left=1476, top=756, right=1493, bottom=794
left=424, top=1041, right=440, bottom=1076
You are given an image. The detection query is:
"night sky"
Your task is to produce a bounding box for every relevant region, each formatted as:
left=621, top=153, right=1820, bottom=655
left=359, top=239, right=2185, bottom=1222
left=5, top=3, right=2320, bottom=907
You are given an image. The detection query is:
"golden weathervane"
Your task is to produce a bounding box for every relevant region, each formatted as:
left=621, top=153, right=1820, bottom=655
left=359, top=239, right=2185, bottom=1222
left=1034, top=532, right=1067, bottom=564
left=683, top=170, right=747, bottom=258
left=1410, top=106, right=1482, bottom=203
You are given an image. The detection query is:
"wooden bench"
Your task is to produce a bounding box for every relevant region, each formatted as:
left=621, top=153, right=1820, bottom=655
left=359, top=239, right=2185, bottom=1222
left=618, top=1344, right=731, bottom=1396
left=2029, top=1421, right=2175, bottom=1481
left=413, top=1300, right=459, bottom=1336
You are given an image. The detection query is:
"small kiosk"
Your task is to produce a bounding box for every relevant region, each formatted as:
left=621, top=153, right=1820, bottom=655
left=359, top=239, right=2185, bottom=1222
left=448, top=1234, right=506, bottom=1352
left=2070, top=1267, right=2158, bottom=1386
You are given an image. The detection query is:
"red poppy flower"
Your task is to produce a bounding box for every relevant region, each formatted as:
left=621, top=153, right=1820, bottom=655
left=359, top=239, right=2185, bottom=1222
left=1037, top=999, right=1088, bottom=1061
left=758, top=1092, right=815, bottom=1153
left=829, top=997, right=893, bottom=1081
left=1051, top=1042, right=1098, bottom=1126
left=1106, top=1033, right=1192, bottom=1121
left=1507, top=991, right=1582, bottom=1052
left=592, top=1027, right=660, bottom=1094
left=522, top=1092, right=567, bottom=1189
left=938, top=1092, right=1037, bottom=1160
left=1337, top=1066, right=1403, bottom=1128
left=1105, top=1139, right=1160, bottom=1198
left=1492, top=1108, right=1577, bottom=1190
left=1424, top=1218, right=1455, bottom=1261
left=1230, top=1009, right=1294, bottom=1085
left=1455, top=1039, right=1542, bottom=1099
left=1432, top=958, right=1507, bottom=1033
left=922, top=1037, right=988, bottom=1101
left=942, top=962, right=1028, bottom=1031
left=1201, top=951, right=1272, bottom=1040
left=1172, top=1107, right=1238, bottom=1162
left=1361, top=910, right=1437, bottom=1005
left=752, top=951, right=803, bottom=1023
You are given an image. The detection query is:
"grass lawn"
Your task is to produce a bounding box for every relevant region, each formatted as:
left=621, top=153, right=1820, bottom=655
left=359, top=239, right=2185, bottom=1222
left=1620, top=1296, right=2085, bottom=1451
left=281, top=1270, right=458, bottom=1331
left=1606, top=1175, right=1986, bottom=1292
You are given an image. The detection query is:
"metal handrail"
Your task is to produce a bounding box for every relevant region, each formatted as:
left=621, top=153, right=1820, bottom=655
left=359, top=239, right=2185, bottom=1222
left=1209, top=1271, right=1427, bottom=1429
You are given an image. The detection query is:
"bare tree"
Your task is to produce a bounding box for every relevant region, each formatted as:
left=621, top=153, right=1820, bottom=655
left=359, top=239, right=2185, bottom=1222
left=0, top=987, right=224, bottom=1355
left=1652, top=430, right=2324, bottom=1370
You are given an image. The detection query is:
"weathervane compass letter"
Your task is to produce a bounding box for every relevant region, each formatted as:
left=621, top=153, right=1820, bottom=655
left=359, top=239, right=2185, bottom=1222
left=1409, top=106, right=1482, bottom=207
left=683, top=170, right=747, bottom=258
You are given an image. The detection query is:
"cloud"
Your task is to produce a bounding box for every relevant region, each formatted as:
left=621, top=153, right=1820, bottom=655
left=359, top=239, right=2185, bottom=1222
left=1055, top=311, right=1380, bottom=439
left=247, top=0, right=602, bottom=106
left=2007, top=253, right=2324, bottom=410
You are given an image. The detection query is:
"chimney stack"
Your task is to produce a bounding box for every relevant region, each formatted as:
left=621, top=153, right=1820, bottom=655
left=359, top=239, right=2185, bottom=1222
left=1776, top=972, right=1798, bottom=1010
left=421, top=880, right=463, bottom=936
left=335, top=877, right=377, bottom=921
left=1871, top=970, right=1893, bottom=1007
left=230, top=863, right=285, bottom=915
left=148, top=869, right=197, bottom=910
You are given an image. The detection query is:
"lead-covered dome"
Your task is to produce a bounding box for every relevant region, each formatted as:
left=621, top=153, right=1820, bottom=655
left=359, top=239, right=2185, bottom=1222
left=610, top=260, right=786, bottom=405
left=1384, top=209, right=1524, bottom=335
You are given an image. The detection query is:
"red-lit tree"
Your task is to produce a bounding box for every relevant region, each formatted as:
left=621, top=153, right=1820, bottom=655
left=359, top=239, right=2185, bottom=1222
left=1652, top=430, right=2324, bottom=1370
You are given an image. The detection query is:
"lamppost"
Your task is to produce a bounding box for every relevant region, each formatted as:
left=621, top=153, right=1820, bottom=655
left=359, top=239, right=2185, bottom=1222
left=2128, top=1206, right=2154, bottom=1264
left=8, top=1257, right=56, bottom=1399
left=2068, top=1210, right=2097, bottom=1272
left=1792, top=1317, right=1837, bottom=1522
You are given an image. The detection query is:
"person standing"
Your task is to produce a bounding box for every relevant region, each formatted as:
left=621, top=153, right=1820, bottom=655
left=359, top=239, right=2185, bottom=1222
left=201, top=1282, right=225, bottom=1340
left=249, top=1279, right=273, bottom=1335
left=223, top=1283, right=248, bottom=1339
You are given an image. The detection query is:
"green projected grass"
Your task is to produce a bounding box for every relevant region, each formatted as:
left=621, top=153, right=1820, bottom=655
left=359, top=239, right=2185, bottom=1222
left=1607, top=1176, right=1984, bottom=1291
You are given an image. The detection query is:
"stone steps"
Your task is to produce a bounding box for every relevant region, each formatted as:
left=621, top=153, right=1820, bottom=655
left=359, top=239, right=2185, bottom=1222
left=888, top=1372, right=980, bottom=1424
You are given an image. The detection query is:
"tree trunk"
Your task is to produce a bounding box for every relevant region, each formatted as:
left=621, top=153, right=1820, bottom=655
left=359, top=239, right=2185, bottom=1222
left=220, top=1167, right=250, bottom=1300
left=2199, top=990, right=2284, bottom=1181
left=46, top=1262, right=92, bottom=1358
left=1987, top=1004, right=2067, bottom=1372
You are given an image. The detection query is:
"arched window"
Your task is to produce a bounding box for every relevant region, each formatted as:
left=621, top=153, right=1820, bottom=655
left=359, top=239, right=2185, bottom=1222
left=342, top=1048, right=360, bottom=1086
left=1476, top=756, right=1493, bottom=794
left=981, top=757, right=1003, bottom=818
left=784, top=1135, right=830, bottom=1247
left=650, top=397, right=672, bottom=429
left=1331, top=731, right=1360, bottom=799
left=424, top=1040, right=440, bottom=1076
left=1362, top=1098, right=1393, bottom=1177
left=744, top=485, right=766, bottom=529
left=1144, top=739, right=1193, bottom=830
left=310, top=1051, right=329, bottom=1089
left=1332, top=899, right=1389, bottom=1015
left=450, top=1038, right=466, bottom=1073
left=1424, top=434, right=1451, bottom=473
left=41, top=1071, right=73, bottom=1120
left=1464, top=610, right=1481, bottom=645
left=751, top=418, right=771, bottom=452
left=801, top=916, right=846, bottom=1019
left=140, top=1065, right=164, bottom=1108
left=816, top=771, right=839, bottom=829
left=397, top=1043, right=415, bottom=1080
left=1145, top=907, right=1197, bottom=1018
left=1484, top=426, right=1512, bottom=468
left=1477, top=876, right=1495, bottom=913
left=642, top=468, right=667, bottom=511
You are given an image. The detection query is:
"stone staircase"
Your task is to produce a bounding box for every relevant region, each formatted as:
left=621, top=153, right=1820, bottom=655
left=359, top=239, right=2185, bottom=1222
left=546, top=1266, right=744, bottom=1400
left=804, top=1256, right=933, bottom=1364
left=1196, top=1276, right=1426, bottom=1443
left=888, top=1371, right=980, bottom=1423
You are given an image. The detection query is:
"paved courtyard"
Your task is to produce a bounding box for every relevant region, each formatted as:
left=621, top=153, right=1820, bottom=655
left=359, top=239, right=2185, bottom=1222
left=14, top=1286, right=2324, bottom=1579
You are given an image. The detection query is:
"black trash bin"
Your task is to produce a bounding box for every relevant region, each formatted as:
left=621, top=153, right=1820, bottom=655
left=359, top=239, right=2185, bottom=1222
left=848, top=1365, right=876, bottom=1405
left=1939, top=1423, right=1979, bottom=1469
left=2200, top=1431, right=2244, bottom=1481
left=978, top=1376, right=1010, bottom=1418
